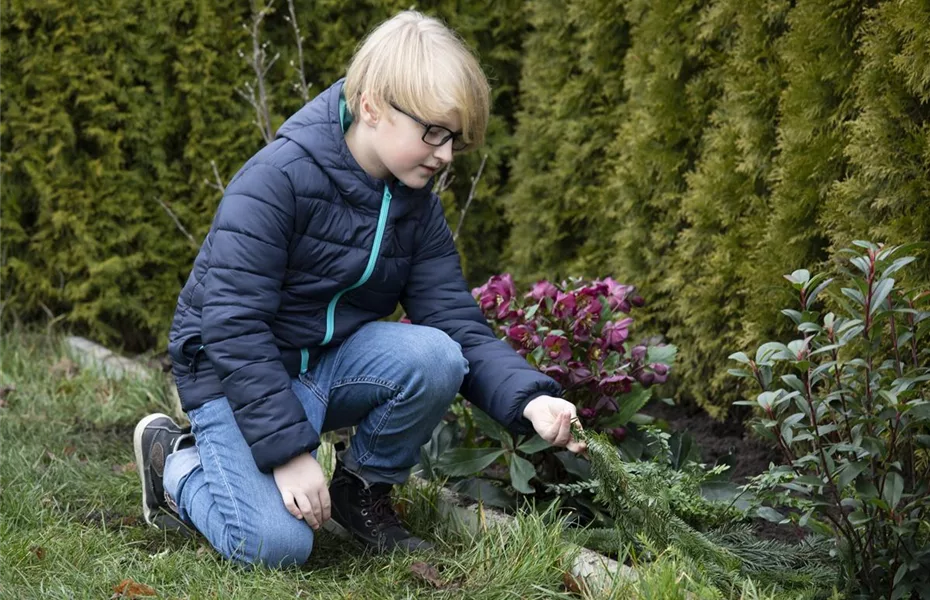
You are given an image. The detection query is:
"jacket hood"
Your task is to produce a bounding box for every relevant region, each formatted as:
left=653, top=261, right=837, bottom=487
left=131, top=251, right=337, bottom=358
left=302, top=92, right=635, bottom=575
left=276, top=79, right=432, bottom=212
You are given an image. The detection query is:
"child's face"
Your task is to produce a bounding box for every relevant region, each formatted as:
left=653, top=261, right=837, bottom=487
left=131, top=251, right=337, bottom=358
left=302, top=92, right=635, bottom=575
left=373, top=103, right=461, bottom=189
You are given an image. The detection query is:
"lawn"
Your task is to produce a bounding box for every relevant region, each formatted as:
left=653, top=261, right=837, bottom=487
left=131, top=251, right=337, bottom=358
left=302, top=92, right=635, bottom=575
left=0, top=330, right=825, bottom=600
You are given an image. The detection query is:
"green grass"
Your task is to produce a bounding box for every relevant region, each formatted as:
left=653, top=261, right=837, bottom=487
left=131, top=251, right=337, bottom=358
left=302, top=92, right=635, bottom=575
left=0, top=330, right=833, bottom=599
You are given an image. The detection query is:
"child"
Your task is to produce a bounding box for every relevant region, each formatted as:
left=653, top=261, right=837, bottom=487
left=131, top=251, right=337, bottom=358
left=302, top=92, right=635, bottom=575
left=134, top=10, right=586, bottom=568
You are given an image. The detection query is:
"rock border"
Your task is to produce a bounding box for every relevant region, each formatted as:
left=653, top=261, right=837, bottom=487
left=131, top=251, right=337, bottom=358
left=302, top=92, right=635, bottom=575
left=66, top=336, right=635, bottom=595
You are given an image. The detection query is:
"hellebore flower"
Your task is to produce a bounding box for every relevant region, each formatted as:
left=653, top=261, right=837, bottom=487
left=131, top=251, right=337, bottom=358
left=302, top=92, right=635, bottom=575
left=649, top=362, right=669, bottom=384
left=526, top=280, right=559, bottom=302
left=598, top=374, right=634, bottom=396
left=595, top=395, right=619, bottom=413
left=579, top=407, right=597, bottom=420
left=506, top=324, right=540, bottom=350
left=543, top=334, right=572, bottom=362
left=567, top=361, right=593, bottom=387
left=610, top=427, right=627, bottom=442
left=630, top=345, right=647, bottom=363
left=553, top=292, right=577, bottom=320
left=541, top=364, right=568, bottom=386
left=602, top=318, right=633, bottom=351
left=597, top=277, right=634, bottom=313
left=477, top=273, right=518, bottom=321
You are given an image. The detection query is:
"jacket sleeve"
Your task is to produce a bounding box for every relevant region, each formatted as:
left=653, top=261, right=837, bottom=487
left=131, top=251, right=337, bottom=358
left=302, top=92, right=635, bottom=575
left=400, top=195, right=562, bottom=434
left=200, top=162, right=319, bottom=473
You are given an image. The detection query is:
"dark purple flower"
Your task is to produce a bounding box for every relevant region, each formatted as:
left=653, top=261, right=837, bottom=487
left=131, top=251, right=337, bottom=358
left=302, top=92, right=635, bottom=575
left=553, top=292, right=577, bottom=320
left=526, top=280, right=559, bottom=302
left=543, top=334, right=572, bottom=362
left=638, top=371, right=656, bottom=386
left=507, top=324, right=540, bottom=350
left=571, top=319, right=592, bottom=342
left=602, top=318, right=633, bottom=351
left=595, top=396, right=619, bottom=413
left=475, top=274, right=518, bottom=321
left=541, top=364, right=568, bottom=386
left=579, top=407, right=597, bottom=420
left=598, top=374, right=634, bottom=396
left=648, top=362, right=669, bottom=384
left=610, top=427, right=627, bottom=442
left=567, top=361, right=593, bottom=387
left=597, top=277, right=635, bottom=313
left=588, top=342, right=606, bottom=363
left=631, top=345, right=647, bottom=363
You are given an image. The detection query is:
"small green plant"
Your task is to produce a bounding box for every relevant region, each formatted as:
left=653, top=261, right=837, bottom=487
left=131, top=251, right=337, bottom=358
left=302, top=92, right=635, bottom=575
left=563, top=430, right=837, bottom=597
left=730, top=241, right=930, bottom=599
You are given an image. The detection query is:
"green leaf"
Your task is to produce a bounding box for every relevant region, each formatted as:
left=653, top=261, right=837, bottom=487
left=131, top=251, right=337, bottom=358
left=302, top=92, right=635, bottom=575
left=646, top=344, right=677, bottom=365
left=517, top=435, right=550, bottom=454
left=848, top=510, right=871, bottom=526
left=785, top=269, right=810, bottom=286
left=613, top=385, right=652, bottom=426
left=883, top=471, right=904, bottom=509
left=850, top=256, right=871, bottom=276
left=436, top=447, right=505, bottom=477
left=451, top=478, right=514, bottom=510
left=668, top=432, right=699, bottom=470
left=728, top=368, right=753, bottom=378
left=756, top=342, right=789, bottom=364
left=780, top=374, right=805, bottom=392
left=842, top=287, right=866, bottom=307
left=554, top=451, right=591, bottom=479
left=781, top=309, right=803, bottom=324
left=837, top=461, right=869, bottom=491
left=728, top=352, right=750, bottom=364
left=869, top=278, right=895, bottom=316
left=524, top=303, right=539, bottom=321
left=509, top=454, right=536, bottom=494
left=756, top=507, right=784, bottom=522
left=806, top=277, right=833, bottom=310
left=883, top=256, right=915, bottom=279
left=471, top=407, right=512, bottom=445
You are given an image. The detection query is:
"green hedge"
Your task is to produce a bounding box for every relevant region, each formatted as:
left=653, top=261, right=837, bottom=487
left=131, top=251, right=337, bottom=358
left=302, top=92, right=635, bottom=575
left=4, top=0, right=928, bottom=419
left=1, top=0, right=525, bottom=350
left=505, top=0, right=930, bottom=417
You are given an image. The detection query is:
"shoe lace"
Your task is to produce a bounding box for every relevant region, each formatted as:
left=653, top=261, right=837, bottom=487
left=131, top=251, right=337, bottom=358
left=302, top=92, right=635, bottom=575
left=368, top=487, right=402, bottom=529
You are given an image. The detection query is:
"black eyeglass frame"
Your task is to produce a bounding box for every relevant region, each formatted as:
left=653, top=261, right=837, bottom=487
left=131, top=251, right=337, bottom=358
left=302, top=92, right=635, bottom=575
left=390, top=102, right=468, bottom=151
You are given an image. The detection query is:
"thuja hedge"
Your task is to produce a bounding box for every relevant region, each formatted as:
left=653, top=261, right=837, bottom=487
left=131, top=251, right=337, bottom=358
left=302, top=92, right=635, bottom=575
left=0, top=0, right=524, bottom=349
left=505, top=0, right=930, bottom=417
left=4, top=0, right=929, bottom=419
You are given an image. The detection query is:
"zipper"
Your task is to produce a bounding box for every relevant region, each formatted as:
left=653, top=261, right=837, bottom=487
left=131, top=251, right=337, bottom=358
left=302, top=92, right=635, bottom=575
left=320, top=184, right=393, bottom=346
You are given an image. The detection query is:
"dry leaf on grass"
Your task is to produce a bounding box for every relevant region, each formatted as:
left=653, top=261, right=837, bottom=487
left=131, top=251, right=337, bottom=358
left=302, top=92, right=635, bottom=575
left=562, top=571, right=587, bottom=595
left=111, top=578, right=157, bottom=599
left=29, top=546, right=46, bottom=560
left=410, top=561, right=445, bottom=588
left=52, top=357, right=79, bottom=379
left=112, top=462, right=136, bottom=474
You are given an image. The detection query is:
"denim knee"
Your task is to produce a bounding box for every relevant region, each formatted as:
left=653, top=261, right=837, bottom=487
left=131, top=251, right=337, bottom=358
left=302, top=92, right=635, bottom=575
left=221, top=518, right=313, bottom=569
left=405, top=326, right=468, bottom=395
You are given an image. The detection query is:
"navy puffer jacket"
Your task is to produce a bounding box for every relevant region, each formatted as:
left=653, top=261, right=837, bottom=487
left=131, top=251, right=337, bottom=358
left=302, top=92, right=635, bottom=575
left=168, top=80, right=561, bottom=473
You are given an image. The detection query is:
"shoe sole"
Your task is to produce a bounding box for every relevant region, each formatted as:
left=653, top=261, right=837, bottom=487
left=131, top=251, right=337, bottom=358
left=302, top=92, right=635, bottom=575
left=134, top=412, right=172, bottom=527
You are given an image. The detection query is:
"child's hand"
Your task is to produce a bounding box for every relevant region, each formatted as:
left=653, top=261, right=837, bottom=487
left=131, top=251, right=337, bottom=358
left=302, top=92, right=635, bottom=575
left=522, top=395, right=587, bottom=454
left=272, top=453, right=331, bottom=530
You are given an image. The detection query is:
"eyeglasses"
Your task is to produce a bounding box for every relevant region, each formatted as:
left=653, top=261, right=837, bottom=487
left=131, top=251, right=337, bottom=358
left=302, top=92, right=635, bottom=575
left=390, top=102, right=468, bottom=151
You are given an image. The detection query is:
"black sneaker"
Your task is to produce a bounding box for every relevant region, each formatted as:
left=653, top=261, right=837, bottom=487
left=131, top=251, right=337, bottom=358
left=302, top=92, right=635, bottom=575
left=133, top=413, right=193, bottom=532
left=328, top=459, right=433, bottom=554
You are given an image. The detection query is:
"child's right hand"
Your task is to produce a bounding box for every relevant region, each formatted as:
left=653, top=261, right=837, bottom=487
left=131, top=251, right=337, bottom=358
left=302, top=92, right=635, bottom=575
left=272, top=453, right=331, bottom=530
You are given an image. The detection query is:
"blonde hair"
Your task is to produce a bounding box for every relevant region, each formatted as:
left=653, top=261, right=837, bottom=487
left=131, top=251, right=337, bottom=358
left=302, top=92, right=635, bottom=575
left=344, top=10, right=490, bottom=149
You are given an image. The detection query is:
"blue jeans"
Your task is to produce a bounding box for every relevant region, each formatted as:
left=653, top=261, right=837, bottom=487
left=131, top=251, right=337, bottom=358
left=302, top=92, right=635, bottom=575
left=162, top=321, right=468, bottom=568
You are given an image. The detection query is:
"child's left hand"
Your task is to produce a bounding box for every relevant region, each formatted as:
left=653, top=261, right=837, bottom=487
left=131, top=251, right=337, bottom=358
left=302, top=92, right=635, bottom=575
left=522, top=395, right=587, bottom=454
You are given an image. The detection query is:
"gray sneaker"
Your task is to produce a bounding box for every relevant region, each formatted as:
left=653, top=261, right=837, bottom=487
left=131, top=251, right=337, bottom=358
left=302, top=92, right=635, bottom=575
left=133, top=413, right=194, bottom=532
